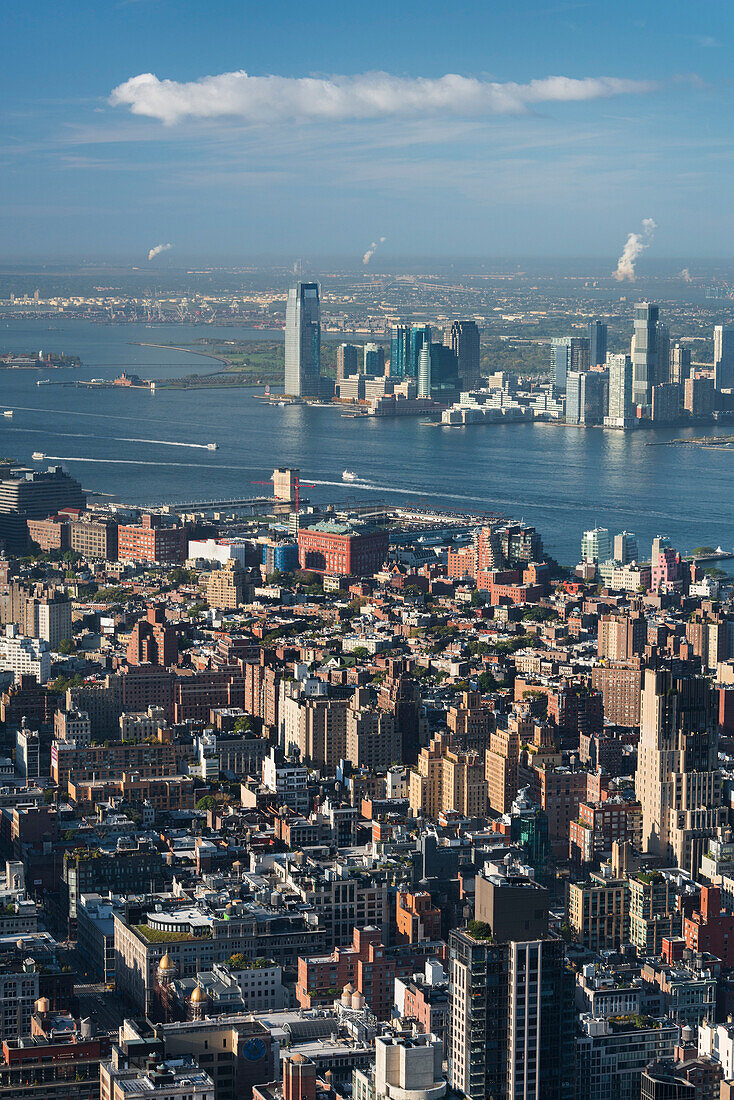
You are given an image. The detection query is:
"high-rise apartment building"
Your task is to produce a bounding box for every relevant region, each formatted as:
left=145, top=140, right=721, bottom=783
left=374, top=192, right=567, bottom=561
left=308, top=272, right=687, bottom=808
left=485, top=712, right=524, bottom=814
left=205, top=558, right=247, bottom=609
left=636, top=667, right=728, bottom=874
left=651, top=382, right=682, bottom=423
left=448, top=865, right=574, bottom=1100
left=714, top=325, right=734, bottom=391
left=284, top=282, right=321, bottom=397
left=346, top=688, right=400, bottom=770
left=598, top=611, right=645, bottom=660
left=566, top=368, right=606, bottom=425
left=684, top=376, right=715, bottom=417
left=631, top=302, right=660, bottom=406
left=446, top=320, right=481, bottom=389
left=336, top=343, right=359, bottom=381
left=604, top=353, right=635, bottom=429
left=614, top=530, right=638, bottom=563
left=581, top=527, right=612, bottom=565
left=670, top=342, right=692, bottom=386
left=551, top=336, right=590, bottom=393
left=418, top=343, right=431, bottom=398
left=588, top=320, right=608, bottom=367
left=656, top=322, right=671, bottom=383
left=410, top=732, right=488, bottom=819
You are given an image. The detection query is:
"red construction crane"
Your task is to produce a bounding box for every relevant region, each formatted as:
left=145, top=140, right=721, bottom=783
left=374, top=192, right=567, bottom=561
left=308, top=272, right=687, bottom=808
left=251, top=473, right=314, bottom=513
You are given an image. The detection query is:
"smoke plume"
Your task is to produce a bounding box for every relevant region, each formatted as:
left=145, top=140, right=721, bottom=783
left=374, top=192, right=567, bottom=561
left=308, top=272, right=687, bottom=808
left=612, top=219, right=656, bottom=282
left=148, top=243, right=173, bottom=261
left=679, top=267, right=692, bottom=282
left=363, top=236, right=386, bottom=265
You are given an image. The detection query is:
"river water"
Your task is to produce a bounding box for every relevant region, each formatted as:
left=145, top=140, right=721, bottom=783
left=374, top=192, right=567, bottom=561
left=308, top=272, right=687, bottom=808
left=0, top=317, right=732, bottom=566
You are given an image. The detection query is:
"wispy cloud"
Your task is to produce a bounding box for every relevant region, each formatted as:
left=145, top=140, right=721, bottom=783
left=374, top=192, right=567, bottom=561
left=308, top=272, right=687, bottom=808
left=109, top=69, right=657, bottom=125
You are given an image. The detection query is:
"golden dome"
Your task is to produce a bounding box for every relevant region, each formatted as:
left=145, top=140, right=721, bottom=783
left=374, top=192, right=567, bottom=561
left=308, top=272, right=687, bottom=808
left=158, top=952, right=176, bottom=972
left=190, top=983, right=208, bottom=1003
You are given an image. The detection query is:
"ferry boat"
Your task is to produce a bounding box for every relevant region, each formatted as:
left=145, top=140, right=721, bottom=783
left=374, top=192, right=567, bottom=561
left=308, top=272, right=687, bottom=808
left=207, top=443, right=218, bottom=451
left=342, top=469, right=357, bottom=481
left=31, top=452, right=45, bottom=461
left=3, top=410, right=13, bottom=418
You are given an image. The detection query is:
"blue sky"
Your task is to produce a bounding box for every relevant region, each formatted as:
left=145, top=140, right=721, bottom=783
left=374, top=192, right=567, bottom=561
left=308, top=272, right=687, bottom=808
left=3, top=0, right=733, bottom=262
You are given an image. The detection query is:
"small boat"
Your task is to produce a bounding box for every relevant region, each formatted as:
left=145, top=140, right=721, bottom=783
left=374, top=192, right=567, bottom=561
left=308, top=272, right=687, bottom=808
left=342, top=469, right=357, bottom=481
left=31, top=452, right=45, bottom=461
left=207, top=442, right=218, bottom=451
left=3, top=410, right=13, bottom=418
left=37, top=379, right=50, bottom=385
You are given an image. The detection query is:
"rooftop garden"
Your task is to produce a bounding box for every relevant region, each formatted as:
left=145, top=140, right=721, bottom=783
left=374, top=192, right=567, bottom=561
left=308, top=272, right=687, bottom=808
left=134, top=924, right=198, bottom=944
left=466, top=920, right=493, bottom=941
left=608, top=1014, right=656, bottom=1032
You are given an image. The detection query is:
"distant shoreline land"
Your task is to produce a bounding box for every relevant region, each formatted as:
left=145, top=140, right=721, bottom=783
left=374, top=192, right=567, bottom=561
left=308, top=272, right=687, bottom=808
left=0, top=350, right=80, bottom=369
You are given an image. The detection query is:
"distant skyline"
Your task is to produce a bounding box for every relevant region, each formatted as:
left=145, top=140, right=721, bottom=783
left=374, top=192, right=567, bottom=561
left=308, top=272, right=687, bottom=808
left=3, top=0, right=734, bottom=261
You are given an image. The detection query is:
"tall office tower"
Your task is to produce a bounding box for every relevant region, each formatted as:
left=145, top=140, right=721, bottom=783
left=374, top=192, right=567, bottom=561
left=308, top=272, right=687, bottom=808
left=448, top=865, right=574, bottom=1100
left=389, top=324, right=410, bottom=380
left=446, top=320, right=481, bottom=389
left=581, top=527, right=612, bottom=565
left=604, top=353, right=635, bottom=429
left=614, top=530, right=638, bottom=564
left=417, top=342, right=432, bottom=398
left=631, top=302, right=659, bottom=406
left=588, top=320, right=608, bottom=367
left=336, top=343, right=359, bottom=381
left=362, top=343, right=385, bottom=376
left=635, top=667, right=728, bottom=874
left=669, top=342, right=692, bottom=386
left=428, top=343, right=460, bottom=401
left=655, top=322, right=671, bottom=384
left=714, top=324, right=734, bottom=391
left=550, top=336, right=590, bottom=393
left=284, top=282, right=321, bottom=397
left=409, top=324, right=432, bottom=379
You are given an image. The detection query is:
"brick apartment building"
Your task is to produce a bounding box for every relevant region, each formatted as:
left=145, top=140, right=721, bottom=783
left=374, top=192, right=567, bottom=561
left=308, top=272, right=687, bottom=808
left=298, top=521, right=388, bottom=577
left=127, top=606, right=178, bottom=667
left=117, top=514, right=187, bottom=565
left=295, top=925, right=447, bottom=1020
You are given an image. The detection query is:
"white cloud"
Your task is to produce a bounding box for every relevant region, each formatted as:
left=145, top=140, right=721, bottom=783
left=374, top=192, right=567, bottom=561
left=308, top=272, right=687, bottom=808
left=148, top=242, right=172, bottom=260
left=109, top=70, right=656, bottom=126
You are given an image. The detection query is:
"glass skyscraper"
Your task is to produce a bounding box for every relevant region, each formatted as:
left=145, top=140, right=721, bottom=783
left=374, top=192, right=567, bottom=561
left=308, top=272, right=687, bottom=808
left=409, top=324, right=431, bottom=379
left=551, top=336, right=590, bottom=393
left=588, top=320, right=608, bottom=367
left=390, top=324, right=410, bottom=380
left=714, top=324, right=734, bottom=391
left=284, top=282, right=321, bottom=397
left=631, top=302, right=659, bottom=407
left=446, top=320, right=481, bottom=389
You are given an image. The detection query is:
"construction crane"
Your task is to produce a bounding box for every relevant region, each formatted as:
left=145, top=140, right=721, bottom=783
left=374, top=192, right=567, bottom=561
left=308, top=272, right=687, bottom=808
left=251, top=472, right=314, bottom=513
